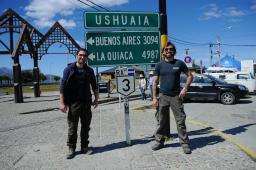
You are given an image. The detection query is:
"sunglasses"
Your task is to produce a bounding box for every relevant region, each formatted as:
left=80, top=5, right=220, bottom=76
left=78, top=54, right=87, bottom=57
left=164, top=48, right=175, bottom=51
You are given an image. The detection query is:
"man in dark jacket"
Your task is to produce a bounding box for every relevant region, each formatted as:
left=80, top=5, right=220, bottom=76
left=60, top=48, right=98, bottom=159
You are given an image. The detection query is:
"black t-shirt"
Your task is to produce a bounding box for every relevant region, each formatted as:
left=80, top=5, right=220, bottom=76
left=155, top=59, right=188, bottom=96
left=71, top=68, right=92, bottom=103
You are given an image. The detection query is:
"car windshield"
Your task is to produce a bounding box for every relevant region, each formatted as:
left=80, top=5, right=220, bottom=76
left=205, top=75, right=227, bottom=84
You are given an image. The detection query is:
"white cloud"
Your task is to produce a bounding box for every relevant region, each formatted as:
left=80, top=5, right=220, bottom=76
left=224, top=7, right=245, bottom=17
left=75, top=40, right=85, bottom=47
left=58, top=19, right=76, bottom=29
left=199, top=4, right=245, bottom=21
left=24, top=0, right=128, bottom=28
left=204, top=10, right=222, bottom=19
left=96, top=0, right=128, bottom=7
left=34, top=19, right=55, bottom=28
left=199, top=4, right=222, bottom=20
left=250, top=0, right=256, bottom=11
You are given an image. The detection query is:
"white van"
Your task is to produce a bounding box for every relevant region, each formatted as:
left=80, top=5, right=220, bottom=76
left=224, top=72, right=256, bottom=94
left=205, top=67, right=256, bottom=94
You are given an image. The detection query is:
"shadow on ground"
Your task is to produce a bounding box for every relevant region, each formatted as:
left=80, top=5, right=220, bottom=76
left=92, top=136, right=154, bottom=154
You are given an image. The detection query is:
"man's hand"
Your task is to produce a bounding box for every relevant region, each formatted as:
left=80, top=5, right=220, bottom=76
left=180, top=70, right=192, bottom=99
left=92, top=99, right=98, bottom=109
left=179, top=87, right=187, bottom=98
left=153, top=98, right=159, bottom=107
left=60, top=103, right=67, bottom=113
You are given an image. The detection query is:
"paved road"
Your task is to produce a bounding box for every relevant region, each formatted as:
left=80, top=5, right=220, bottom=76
left=0, top=92, right=255, bottom=169
left=185, top=96, right=256, bottom=152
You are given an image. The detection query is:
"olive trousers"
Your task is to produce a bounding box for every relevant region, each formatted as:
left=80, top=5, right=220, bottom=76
left=154, top=93, right=189, bottom=145
left=67, top=102, right=92, bottom=149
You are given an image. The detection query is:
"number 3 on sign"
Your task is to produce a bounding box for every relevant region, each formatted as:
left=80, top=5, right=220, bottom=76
left=122, top=78, right=130, bottom=92
left=117, top=76, right=135, bottom=96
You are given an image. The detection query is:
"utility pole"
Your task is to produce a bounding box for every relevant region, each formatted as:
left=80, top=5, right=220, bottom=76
left=184, top=48, right=189, bottom=55
left=200, top=59, right=203, bottom=74
left=159, top=0, right=168, bottom=51
left=216, top=36, right=221, bottom=66
left=209, top=43, right=213, bottom=66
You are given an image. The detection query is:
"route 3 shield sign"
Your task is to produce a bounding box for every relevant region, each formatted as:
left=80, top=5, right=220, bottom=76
left=116, top=76, right=135, bottom=96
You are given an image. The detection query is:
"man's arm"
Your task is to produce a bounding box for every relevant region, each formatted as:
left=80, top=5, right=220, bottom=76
left=179, top=70, right=193, bottom=98
left=92, top=89, right=99, bottom=108
left=60, top=93, right=67, bottom=113
left=59, top=68, right=69, bottom=113
left=90, top=68, right=99, bottom=108
left=152, top=75, right=160, bottom=107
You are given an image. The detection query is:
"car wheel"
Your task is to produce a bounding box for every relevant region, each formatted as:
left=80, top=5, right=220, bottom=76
left=220, top=92, right=235, bottom=105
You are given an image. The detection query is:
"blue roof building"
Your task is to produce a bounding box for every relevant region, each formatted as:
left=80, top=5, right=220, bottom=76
left=217, top=55, right=241, bottom=70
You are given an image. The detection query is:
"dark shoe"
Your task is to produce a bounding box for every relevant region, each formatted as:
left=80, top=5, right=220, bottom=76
left=81, top=147, right=89, bottom=154
left=81, top=147, right=93, bottom=155
left=152, top=142, right=164, bottom=151
left=66, top=148, right=75, bottom=159
left=182, top=144, right=191, bottom=154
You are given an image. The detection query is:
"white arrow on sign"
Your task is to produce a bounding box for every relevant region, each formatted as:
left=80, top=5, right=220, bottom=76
left=87, top=37, right=95, bottom=45
left=88, top=53, right=96, bottom=61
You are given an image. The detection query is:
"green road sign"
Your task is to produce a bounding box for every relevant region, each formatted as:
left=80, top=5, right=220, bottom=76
left=84, top=12, right=159, bottom=29
left=86, top=31, right=160, bottom=66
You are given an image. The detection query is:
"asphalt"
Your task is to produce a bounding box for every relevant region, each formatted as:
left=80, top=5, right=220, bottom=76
left=0, top=90, right=255, bottom=170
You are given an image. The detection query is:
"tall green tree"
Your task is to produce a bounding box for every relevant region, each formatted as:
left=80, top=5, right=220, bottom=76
left=53, top=75, right=60, bottom=82
left=40, top=73, right=47, bottom=82
left=21, top=70, right=33, bottom=83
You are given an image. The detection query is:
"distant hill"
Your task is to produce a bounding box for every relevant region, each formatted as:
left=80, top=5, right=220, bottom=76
left=0, top=67, right=12, bottom=78
left=0, top=67, right=62, bottom=83
left=43, top=74, right=61, bottom=83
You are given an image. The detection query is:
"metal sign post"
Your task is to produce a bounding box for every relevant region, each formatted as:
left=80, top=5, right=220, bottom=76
left=115, top=67, right=135, bottom=145
left=123, top=96, right=131, bottom=145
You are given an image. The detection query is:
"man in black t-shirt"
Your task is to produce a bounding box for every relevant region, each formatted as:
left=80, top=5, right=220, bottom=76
left=152, top=42, right=193, bottom=154
left=60, top=48, right=99, bottom=159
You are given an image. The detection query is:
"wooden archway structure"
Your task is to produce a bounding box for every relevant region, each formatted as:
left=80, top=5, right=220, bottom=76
left=0, top=9, right=80, bottom=103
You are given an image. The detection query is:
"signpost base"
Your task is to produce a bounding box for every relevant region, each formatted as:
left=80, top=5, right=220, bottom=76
left=123, top=96, right=131, bottom=145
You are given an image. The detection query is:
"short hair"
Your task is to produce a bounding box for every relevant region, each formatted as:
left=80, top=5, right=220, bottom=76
left=161, top=41, right=176, bottom=55
left=76, top=48, right=88, bottom=56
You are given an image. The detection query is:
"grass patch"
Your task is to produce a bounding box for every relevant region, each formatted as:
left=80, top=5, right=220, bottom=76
left=0, top=83, right=60, bottom=95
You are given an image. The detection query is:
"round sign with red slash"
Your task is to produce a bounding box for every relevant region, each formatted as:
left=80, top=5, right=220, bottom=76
left=184, top=56, right=192, bottom=63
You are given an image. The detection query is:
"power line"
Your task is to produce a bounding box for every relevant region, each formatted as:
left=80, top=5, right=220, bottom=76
left=77, top=0, right=100, bottom=11
left=169, top=36, right=209, bottom=46
left=169, top=35, right=256, bottom=47
left=220, top=43, right=256, bottom=47
left=84, top=0, right=110, bottom=11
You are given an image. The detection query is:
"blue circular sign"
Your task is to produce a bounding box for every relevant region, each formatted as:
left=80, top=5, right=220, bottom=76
left=184, top=56, right=192, bottom=63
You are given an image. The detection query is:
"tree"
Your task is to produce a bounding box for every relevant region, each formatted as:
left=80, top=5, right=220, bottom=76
left=0, top=75, right=12, bottom=86
left=0, top=75, right=3, bottom=86
left=21, top=70, right=33, bottom=83
left=40, top=73, right=47, bottom=82
left=53, top=75, right=60, bottom=82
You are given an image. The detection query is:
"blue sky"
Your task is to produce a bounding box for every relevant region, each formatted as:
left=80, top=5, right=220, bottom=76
left=0, top=0, right=256, bottom=77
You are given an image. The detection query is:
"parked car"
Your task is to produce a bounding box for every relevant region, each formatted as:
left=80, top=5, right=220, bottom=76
left=205, top=71, right=256, bottom=94
left=180, top=74, right=249, bottom=105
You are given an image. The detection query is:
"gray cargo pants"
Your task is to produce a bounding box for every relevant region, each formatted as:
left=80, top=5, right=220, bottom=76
left=154, top=93, right=189, bottom=144
left=67, top=102, right=92, bottom=149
